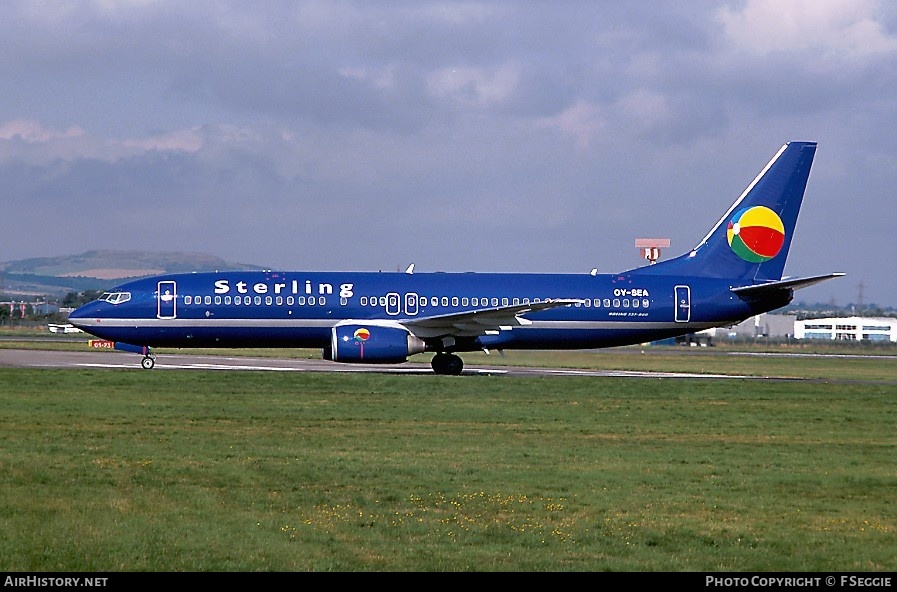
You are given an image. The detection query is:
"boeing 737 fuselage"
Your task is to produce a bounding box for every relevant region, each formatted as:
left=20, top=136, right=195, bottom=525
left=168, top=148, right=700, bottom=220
left=69, top=142, right=843, bottom=374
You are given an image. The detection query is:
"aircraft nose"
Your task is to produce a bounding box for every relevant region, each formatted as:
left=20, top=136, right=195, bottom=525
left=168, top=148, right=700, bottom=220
left=67, top=302, right=98, bottom=329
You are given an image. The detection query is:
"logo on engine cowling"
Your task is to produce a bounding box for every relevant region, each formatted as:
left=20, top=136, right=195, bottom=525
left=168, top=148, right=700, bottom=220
left=353, top=327, right=371, bottom=359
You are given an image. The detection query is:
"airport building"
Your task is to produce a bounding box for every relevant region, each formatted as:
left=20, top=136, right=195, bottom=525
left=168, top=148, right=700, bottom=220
left=727, top=313, right=797, bottom=339
left=661, top=313, right=796, bottom=345
left=794, top=316, right=897, bottom=342
left=668, top=313, right=897, bottom=345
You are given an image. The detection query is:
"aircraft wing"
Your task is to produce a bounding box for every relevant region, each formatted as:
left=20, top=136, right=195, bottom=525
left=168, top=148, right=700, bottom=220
left=731, top=273, right=846, bottom=297
left=404, top=299, right=582, bottom=339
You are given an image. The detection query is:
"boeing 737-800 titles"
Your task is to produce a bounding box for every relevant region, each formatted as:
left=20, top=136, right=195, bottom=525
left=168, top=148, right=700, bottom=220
left=69, top=141, right=843, bottom=374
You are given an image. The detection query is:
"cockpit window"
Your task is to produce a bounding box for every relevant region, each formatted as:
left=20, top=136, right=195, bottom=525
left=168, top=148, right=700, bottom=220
left=99, top=291, right=132, bottom=305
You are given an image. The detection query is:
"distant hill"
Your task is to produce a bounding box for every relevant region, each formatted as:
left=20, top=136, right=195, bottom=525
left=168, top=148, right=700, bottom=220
left=0, top=250, right=263, bottom=298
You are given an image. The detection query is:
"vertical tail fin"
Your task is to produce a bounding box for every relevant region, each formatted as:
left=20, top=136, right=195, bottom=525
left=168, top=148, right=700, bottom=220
left=629, top=141, right=817, bottom=282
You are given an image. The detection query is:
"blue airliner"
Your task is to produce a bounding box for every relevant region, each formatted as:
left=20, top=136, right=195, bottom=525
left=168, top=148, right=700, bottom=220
left=68, top=141, right=843, bottom=374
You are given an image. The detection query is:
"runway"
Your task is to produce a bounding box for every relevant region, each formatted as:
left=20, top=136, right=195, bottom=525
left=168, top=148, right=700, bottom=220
left=0, top=347, right=759, bottom=379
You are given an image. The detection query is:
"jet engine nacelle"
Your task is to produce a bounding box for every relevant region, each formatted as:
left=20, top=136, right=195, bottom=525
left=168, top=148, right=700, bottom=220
left=324, top=321, right=427, bottom=364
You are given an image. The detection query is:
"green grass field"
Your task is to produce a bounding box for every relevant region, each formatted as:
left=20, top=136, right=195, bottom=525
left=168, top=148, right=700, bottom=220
left=1, top=354, right=895, bottom=571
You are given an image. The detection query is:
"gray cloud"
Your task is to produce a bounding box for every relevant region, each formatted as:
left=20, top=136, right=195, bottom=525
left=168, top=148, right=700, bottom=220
left=0, top=0, right=895, bottom=307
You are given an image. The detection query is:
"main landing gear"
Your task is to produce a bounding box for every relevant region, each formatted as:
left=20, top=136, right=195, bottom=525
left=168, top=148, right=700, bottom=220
left=140, top=353, right=156, bottom=369
left=431, top=352, right=464, bottom=375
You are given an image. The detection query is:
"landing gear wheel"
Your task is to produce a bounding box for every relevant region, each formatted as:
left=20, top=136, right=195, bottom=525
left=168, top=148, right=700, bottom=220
left=431, top=353, right=463, bottom=375
left=141, top=356, right=155, bottom=370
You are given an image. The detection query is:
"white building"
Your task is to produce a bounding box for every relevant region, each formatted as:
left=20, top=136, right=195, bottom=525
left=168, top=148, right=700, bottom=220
left=669, top=313, right=796, bottom=345
left=728, top=313, right=797, bottom=338
left=794, top=316, right=897, bottom=342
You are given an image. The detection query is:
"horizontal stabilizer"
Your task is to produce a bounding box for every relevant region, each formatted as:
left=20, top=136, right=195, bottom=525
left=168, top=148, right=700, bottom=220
left=731, top=273, right=846, bottom=296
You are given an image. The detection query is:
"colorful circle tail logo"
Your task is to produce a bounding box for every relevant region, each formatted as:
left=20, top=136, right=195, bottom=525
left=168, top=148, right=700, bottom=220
left=726, top=206, right=785, bottom=263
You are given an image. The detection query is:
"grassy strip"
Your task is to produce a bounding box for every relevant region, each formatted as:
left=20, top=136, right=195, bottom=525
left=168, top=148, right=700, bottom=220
left=1, top=368, right=894, bottom=571
left=443, top=349, right=897, bottom=382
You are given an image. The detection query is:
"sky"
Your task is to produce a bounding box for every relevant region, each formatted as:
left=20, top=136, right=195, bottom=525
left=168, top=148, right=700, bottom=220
left=1, top=1, right=895, bottom=308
